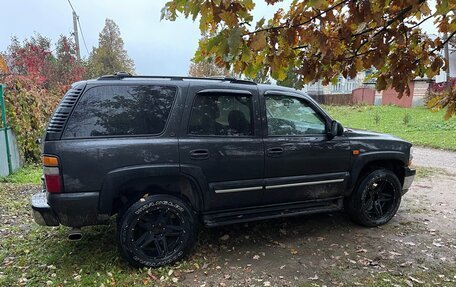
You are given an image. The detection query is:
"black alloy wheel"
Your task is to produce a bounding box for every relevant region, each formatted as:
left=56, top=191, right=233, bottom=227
left=361, top=178, right=396, bottom=220
left=345, top=169, right=402, bottom=227
left=117, top=195, right=196, bottom=267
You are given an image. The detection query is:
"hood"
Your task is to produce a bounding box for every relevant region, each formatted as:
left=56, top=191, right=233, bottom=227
left=344, top=128, right=404, bottom=141
left=343, top=127, right=412, bottom=154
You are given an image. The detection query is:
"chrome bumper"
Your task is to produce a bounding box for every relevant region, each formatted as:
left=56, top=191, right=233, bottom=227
left=401, top=167, right=416, bottom=195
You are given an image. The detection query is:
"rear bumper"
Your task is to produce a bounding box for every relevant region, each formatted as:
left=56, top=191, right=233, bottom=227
left=31, top=193, right=59, bottom=226
left=31, top=191, right=106, bottom=227
left=401, top=167, right=416, bottom=195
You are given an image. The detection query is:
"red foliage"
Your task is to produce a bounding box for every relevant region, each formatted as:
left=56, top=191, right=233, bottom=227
left=2, top=34, right=87, bottom=161
left=7, top=35, right=86, bottom=90
left=9, top=41, right=53, bottom=86
left=430, top=78, right=456, bottom=93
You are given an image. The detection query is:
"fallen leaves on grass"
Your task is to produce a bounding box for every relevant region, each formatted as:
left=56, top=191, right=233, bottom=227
left=408, top=276, right=425, bottom=284
left=219, top=234, right=230, bottom=241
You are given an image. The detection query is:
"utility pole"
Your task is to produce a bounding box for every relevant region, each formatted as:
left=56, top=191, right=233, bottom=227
left=73, top=11, right=80, bottom=60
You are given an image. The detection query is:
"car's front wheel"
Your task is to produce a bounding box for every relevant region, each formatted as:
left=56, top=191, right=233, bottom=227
left=345, top=169, right=402, bottom=227
left=117, top=194, right=196, bottom=267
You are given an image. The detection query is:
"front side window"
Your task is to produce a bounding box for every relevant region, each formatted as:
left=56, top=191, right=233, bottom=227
left=63, top=85, right=176, bottom=138
left=266, top=95, right=326, bottom=136
left=188, top=93, right=253, bottom=136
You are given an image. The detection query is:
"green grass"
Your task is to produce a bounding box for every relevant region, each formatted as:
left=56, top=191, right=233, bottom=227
left=323, top=105, right=456, bottom=150
left=0, top=164, right=42, bottom=184
left=0, top=182, right=204, bottom=287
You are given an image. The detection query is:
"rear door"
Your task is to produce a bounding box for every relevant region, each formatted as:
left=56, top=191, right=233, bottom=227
left=178, top=84, right=264, bottom=211
left=261, top=90, right=351, bottom=204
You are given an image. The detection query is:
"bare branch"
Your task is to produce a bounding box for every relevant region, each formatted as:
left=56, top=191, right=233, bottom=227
left=408, top=14, right=435, bottom=29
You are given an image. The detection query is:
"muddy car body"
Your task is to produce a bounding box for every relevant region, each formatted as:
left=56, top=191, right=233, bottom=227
left=32, top=73, right=416, bottom=267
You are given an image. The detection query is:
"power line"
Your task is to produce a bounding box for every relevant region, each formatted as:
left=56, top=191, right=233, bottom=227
left=66, top=0, right=75, bottom=13
left=67, top=0, right=90, bottom=56
left=77, top=18, right=90, bottom=55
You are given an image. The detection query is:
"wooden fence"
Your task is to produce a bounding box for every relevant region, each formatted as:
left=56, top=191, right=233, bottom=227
left=308, top=93, right=353, bottom=105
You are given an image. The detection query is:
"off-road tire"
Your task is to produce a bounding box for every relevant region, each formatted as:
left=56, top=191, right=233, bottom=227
left=117, top=194, right=196, bottom=267
left=345, top=169, right=402, bottom=227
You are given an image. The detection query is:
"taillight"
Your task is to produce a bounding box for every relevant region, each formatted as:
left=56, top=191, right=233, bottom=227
left=42, top=155, right=61, bottom=193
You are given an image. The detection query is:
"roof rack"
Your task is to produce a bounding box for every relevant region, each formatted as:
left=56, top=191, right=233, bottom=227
left=97, top=72, right=257, bottom=85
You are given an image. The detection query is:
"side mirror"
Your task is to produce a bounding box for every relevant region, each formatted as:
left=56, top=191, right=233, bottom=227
left=328, top=120, right=344, bottom=138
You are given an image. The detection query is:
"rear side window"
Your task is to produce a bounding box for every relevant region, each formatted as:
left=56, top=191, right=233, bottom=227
left=188, top=93, right=253, bottom=136
left=63, top=85, right=176, bottom=138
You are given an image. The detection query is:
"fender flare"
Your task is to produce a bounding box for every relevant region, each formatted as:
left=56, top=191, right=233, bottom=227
left=98, top=164, right=206, bottom=214
left=347, top=151, right=408, bottom=194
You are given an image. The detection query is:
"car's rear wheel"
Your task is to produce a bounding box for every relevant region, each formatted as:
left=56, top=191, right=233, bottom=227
left=345, top=169, right=402, bottom=227
left=117, top=194, right=196, bottom=267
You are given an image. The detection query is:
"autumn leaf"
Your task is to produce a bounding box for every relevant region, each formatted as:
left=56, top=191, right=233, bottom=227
left=219, top=11, right=238, bottom=26
left=0, top=55, right=8, bottom=74
left=163, top=0, right=456, bottom=118
left=228, top=27, right=243, bottom=55
left=250, top=31, right=268, bottom=51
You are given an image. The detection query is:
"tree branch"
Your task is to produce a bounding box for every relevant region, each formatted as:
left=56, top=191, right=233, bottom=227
left=412, top=30, right=456, bottom=65
left=434, top=30, right=456, bottom=53
left=346, top=1, right=425, bottom=61
left=351, top=0, right=425, bottom=38
left=408, top=13, right=435, bottom=29
left=292, top=45, right=308, bottom=50
left=264, top=0, right=430, bottom=56
left=244, top=0, right=350, bottom=36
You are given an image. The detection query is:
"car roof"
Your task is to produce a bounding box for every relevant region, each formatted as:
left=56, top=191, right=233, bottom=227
left=83, top=72, right=309, bottom=98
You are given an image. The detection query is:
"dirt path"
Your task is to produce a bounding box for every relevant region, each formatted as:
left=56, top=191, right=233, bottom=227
left=179, top=148, right=456, bottom=286
left=413, top=146, right=456, bottom=173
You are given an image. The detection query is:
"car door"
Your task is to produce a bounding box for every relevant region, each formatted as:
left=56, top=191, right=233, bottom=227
left=179, top=84, right=264, bottom=211
left=261, top=90, right=351, bottom=204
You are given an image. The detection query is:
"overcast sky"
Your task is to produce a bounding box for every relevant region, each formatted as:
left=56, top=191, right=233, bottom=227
left=0, top=0, right=438, bottom=76
left=0, top=0, right=290, bottom=75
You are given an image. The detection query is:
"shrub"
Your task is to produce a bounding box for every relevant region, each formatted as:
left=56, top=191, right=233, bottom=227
left=1, top=34, right=85, bottom=162
left=2, top=76, right=62, bottom=161
left=426, top=78, right=456, bottom=120
left=403, top=112, right=412, bottom=126
left=374, top=112, right=381, bottom=125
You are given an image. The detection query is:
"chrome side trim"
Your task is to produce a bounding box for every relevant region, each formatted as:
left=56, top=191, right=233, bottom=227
left=265, top=178, right=344, bottom=190
left=215, top=186, right=263, bottom=194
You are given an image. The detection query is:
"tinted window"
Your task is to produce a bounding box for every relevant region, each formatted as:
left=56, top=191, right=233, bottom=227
left=188, top=93, right=253, bottom=136
left=63, top=85, right=176, bottom=138
left=266, top=95, right=326, bottom=136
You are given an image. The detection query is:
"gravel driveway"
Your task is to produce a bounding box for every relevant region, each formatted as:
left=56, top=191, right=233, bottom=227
left=413, top=146, right=456, bottom=173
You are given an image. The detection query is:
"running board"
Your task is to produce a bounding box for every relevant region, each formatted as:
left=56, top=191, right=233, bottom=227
left=203, top=197, right=343, bottom=227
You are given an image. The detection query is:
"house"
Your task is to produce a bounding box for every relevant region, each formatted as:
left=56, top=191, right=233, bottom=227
left=298, top=41, right=456, bottom=107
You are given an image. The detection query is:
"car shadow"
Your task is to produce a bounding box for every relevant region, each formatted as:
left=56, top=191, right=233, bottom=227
left=196, top=211, right=359, bottom=247
left=35, top=210, right=404, bottom=269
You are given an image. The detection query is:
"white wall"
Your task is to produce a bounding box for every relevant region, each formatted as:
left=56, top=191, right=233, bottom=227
left=435, top=44, right=456, bottom=83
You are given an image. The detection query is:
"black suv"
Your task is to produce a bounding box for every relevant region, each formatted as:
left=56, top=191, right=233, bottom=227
left=32, top=72, right=416, bottom=267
